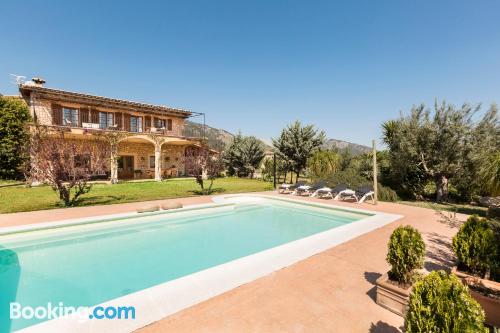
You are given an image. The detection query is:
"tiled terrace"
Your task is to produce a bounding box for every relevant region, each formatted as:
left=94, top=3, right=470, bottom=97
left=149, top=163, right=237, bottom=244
left=0, top=191, right=463, bottom=333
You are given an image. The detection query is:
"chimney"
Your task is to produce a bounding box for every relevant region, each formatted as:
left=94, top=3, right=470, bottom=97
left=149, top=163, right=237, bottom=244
left=31, top=77, right=46, bottom=86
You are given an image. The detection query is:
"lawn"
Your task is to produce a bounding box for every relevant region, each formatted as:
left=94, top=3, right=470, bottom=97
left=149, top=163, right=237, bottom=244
left=398, top=200, right=488, bottom=217
left=0, top=178, right=274, bottom=213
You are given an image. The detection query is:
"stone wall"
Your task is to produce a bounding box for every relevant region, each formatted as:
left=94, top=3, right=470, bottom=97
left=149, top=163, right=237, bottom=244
left=118, top=141, right=186, bottom=178
left=161, top=145, right=186, bottom=175
left=32, top=95, right=52, bottom=125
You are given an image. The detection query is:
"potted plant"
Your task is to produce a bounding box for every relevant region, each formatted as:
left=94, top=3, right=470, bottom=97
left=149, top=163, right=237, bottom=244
left=451, top=215, right=500, bottom=327
left=376, top=225, right=426, bottom=316
left=405, top=270, right=488, bottom=332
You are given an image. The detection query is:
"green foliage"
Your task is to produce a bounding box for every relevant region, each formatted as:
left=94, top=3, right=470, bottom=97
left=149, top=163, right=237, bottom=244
left=386, top=225, right=425, bottom=284
left=272, top=121, right=325, bottom=182
left=307, top=150, right=341, bottom=179
left=382, top=102, right=499, bottom=202
left=405, top=271, right=487, bottom=333
left=452, top=215, right=499, bottom=280
left=378, top=184, right=399, bottom=202
left=224, top=133, right=265, bottom=178
left=261, top=157, right=274, bottom=182
left=0, top=96, right=31, bottom=179
left=323, top=169, right=367, bottom=188
left=479, top=152, right=500, bottom=196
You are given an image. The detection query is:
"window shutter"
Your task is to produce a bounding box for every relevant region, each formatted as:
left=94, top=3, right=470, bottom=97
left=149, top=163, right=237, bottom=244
left=52, top=104, right=62, bottom=125
left=145, top=115, right=151, bottom=130
left=167, top=119, right=173, bottom=131
left=124, top=114, right=131, bottom=131
left=90, top=109, right=99, bottom=123
left=81, top=107, right=89, bottom=124
left=115, top=113, right=122, bottom=130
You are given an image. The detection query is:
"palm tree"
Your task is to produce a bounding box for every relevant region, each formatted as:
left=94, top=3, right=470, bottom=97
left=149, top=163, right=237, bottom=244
left=480, top=152, right=500, bottom=196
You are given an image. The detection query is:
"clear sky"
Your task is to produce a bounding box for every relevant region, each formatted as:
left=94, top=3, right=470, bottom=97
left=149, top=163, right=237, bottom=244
left=1, top=1, right=499, bottom=146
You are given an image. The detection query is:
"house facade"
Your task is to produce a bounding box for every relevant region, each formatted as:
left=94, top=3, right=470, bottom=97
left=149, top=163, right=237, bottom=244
left=19, top=78, right=204, bottom=182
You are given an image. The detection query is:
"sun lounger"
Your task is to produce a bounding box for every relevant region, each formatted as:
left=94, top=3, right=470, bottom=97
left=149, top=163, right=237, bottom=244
left=311, top=183, right=338, bottom=199
left=299, top=181, right=327, bottom=196
left=279, top=181, right=307, bottom=194
left=289, top=181, right=309, bottom=195
left=336, top=185, right=375, bottom=203
left=317, top=184, right=348, bottom=200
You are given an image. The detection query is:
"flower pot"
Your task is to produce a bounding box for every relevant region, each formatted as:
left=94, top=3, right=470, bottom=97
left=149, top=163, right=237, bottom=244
left=375, top=273, right=412, bottom=316
left=451, top=266, right=500, bottom=327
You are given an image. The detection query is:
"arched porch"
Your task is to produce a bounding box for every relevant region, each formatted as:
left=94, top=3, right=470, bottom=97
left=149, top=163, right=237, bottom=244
left=109, top=134, right=196, bottom=182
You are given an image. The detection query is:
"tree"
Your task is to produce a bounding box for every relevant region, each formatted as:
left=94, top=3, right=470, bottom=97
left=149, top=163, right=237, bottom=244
left=26, top=126, right=110, bottom=206
left=185, top=145, right=224, bottom=194
left=382, top=101, right=494, bottom=202
left=479, top=152, right=500, bottom=196
left=307, top=150, right=340, bottom=179
left=223, top=133, right=265, bottom=178
left=241, top=136, right=265, bottom=178
left=0, top=96, right=31, bottom=179
left=272, top=121, right=325, bottom=183
left=224, top=132, right=245, bottom=176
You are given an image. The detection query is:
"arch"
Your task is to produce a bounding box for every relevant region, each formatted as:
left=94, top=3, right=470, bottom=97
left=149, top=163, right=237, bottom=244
left=117, top=134, right=157, bottom=146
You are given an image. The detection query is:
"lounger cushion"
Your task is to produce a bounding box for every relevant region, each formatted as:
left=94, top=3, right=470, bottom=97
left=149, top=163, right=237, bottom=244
left=161, top=202, right=183, bottom=210
left=137, top=205, right=160, bottom=213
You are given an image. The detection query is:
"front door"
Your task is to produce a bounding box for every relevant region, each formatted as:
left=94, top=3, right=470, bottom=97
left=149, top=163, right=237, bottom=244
left=118, top=156, right=134, bottom=179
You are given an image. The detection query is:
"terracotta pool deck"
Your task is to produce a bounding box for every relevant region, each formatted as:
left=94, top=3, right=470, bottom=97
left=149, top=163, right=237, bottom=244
left=0, top=191, right=464, bottom=333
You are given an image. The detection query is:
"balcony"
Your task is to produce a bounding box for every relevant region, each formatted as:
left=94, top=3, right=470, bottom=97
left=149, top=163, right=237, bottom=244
left=49, top=122, right=206, bottom=140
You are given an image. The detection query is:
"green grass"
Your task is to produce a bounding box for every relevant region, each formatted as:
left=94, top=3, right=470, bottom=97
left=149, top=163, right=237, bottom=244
left=0, top=179, right=23, bottom=186
left=399, top=200, right=488, bottom=217
left=0, top=178, right=274, bottom=214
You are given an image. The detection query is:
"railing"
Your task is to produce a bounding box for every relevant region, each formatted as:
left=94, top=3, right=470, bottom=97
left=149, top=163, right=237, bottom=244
left=49, top=123, right=206, bottom=140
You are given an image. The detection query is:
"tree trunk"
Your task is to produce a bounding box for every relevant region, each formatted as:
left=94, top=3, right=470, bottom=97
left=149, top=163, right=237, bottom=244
left=435, top=175, right=449, bottom=202
left=295, top=170, right=300, bottom=184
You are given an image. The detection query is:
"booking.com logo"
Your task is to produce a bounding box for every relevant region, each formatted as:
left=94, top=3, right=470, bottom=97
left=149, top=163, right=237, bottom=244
left=10, top=302, right=136, bottom=322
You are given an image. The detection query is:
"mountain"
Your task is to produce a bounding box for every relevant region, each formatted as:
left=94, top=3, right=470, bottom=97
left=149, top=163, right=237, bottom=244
left=321, top=139, right=372, bottom=155
left=186, top=121, right=371, bottom=155
left=185, top=121, right=233, bottom=149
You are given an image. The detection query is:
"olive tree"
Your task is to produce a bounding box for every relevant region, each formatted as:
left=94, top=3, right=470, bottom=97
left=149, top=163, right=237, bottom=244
left=383, top=101, right=498, bottom=202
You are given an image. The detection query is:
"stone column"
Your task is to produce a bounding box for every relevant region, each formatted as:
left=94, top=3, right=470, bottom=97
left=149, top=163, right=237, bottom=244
left=154, top=144, right=162, bottom=181
left=110, top=143, right=119, bottom=184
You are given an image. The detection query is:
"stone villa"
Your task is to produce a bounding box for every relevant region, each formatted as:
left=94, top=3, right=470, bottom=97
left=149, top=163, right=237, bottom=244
left=19, top=78, right=205, bottom=182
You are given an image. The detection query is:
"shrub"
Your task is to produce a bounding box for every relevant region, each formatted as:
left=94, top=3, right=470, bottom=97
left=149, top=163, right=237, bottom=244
left=324, top=169, right=367, bottom=188
left=405, top=270, right=487, bottom=333
left=386, top=225, right=426, bottom=285
left=0, top=96, right=31, bottom=179
left=452, top=215, right=499, bottom=280
left=378, top=184, right=399, bottom=202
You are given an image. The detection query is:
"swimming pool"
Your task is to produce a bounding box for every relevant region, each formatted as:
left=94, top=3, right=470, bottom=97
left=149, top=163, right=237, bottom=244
left=0, top=195, right=401, bottom=333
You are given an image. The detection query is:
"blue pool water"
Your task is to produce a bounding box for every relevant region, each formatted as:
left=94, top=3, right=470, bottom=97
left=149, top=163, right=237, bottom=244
left=0, top=199, right=367, bottom=332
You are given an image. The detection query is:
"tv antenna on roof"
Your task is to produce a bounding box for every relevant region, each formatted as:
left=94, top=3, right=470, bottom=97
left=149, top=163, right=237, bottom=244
left=9, top=74, right=26, bottom=86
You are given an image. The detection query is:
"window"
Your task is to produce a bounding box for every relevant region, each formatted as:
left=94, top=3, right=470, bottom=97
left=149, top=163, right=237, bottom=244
left=167, top=119, right=173, bottom=131
left=149, top=156, right=155, bottom=168
left=62, top=108, right=79, bottom=127
left=130, top=116, right=143, bottom=132
left=155, top=118, right=166, bottom=129
left=99, top=112, right=114, bottom=129
left=117, top=156, right=124, bottom=169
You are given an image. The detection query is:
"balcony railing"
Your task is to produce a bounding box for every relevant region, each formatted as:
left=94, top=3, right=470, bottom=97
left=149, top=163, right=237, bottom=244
left=50, top=122, right=206, bottom=140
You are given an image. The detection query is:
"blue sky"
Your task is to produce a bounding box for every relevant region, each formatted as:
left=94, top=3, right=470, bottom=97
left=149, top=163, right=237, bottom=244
left=1, top=1, right=499, bottom=146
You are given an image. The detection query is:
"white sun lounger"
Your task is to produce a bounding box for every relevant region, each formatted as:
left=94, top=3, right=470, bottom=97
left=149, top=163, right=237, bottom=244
left=292, top=185, right=311, bottom=196
left=336, top=187, right=375, bottom=204
left=311, top=187, right=334, bottom=199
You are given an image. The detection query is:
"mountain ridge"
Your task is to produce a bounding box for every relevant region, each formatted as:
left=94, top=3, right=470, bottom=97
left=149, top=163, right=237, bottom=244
left=185, top=121, right=371, bottom=155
